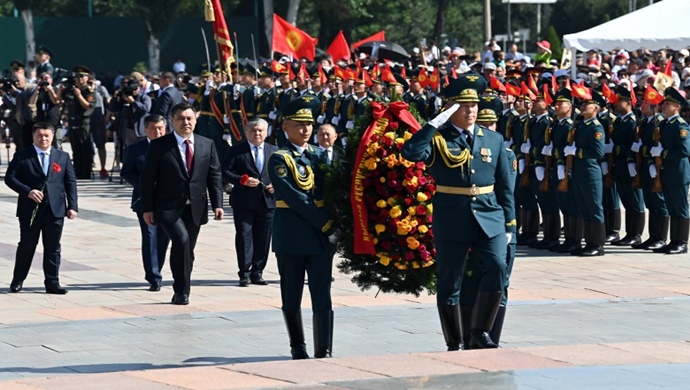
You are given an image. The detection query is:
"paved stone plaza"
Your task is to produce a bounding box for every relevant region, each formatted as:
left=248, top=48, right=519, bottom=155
left=1, top=144, right=690, bottom=389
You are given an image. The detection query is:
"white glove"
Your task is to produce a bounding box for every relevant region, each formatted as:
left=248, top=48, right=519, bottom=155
left=268, top=109, right=277, bottom=120
left=631, top=140, right=642, bottom=153
left=564, top=145, right=576, bottom=156
left=604, top=141, right=614, bottom=154
left=341, top=138, right=347, bottom=148
left=316, top=113, right=326, bottom=124
left=557, top=165, right=566, bottom=180
left=328, top=230, right=340, bottom=244
left=346, top=120, right=354, bottom=129
left=428, top=104, right=459, bottom=128
left=504, top=138, right=514, bottom=149
left=518, top=159, right=525, bottom=174
left=651, top=144, right=663, bottom=157
left=520, top=140, right=532, bottom=154
left=649, top=165, right=657, bottom=178
left=222, top=134, right=232, bottom=141
left=541, top=143, right=553, bottom=156
left=223, top=116, right=230, bottom=124
left=267, top=124, right=273, bottom=136
left=331, top=115, right=340, bottom=125
left=233, top=84, right=242, bottom=94
left=601, top=161, right=609, bottom=176
left=627, top=162, right=637, bottom=177
left=505, top=232, right=513, bottom=245
left=535, top=166, right=545, bottom=181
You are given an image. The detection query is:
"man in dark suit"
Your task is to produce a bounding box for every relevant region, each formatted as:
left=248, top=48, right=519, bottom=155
left=4, top=122, right=78, bottom=294
left=151, top=72, right=184, bottom=128
left=140, top=102, right=224, bottom=305
left=316, top=124, right=343, bottom=165
left=222, top=118, right=278, bottom=287
left=121, top=114, right=170, bottom=291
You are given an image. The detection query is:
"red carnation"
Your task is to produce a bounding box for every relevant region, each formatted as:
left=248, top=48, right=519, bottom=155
left=387, top=180, right=398, bottom=188
left=382, top=137, right=394, bottom=147
left=416, top=162, right=425, bottom=169
left=239, top=174, right=250, bottom=185
left=417, top=244, right=427, bottom=252
left=404, top=198, right=413, bottom=206
left=404, top=171, right=415, bottom=180
left=376, top=148, right=388, bottom=158
left=406, top=185, right=416, bottom=194
left=52, top=163, right=61, bottom=173
left=392, top=254, right=402, bottom=261
left=416, top=205, right=427, bottom=215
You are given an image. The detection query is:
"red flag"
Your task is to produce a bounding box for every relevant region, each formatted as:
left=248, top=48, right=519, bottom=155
left=346, top=67, right=357, bottom=82
left=272, top=14, right=317, bottom=61
left=356, top=59, right=362, bottom=73
left=528, top=74, right=538, bottom=93
left=565, top=78, right=572, bottom=91
left=551, top=74, right=558, bottom=92
left=663, top=59, right=673, bottom=77
left=288, top=64, right=296, bottom=80
left=297, top=62, right=308, bottom=83
left=601, top=82, right=617, bottom=103
left=505, top=82, right=520, bottom=97
left=362, top=70, right=373, bottom=87
left=521, top=81, right=537, bottom=101
left=644, top=84, right=665, bottom=105
left=542, top=84, right=553, bottom=105
left=381, top=65, right=396, bottom=83
left=451, top=67, right=458, bottom=79
left=400, top=67, right=407, bottom=79
left=371, top=64, right=381, bottom=80
left=333, top=65, right=347, bottom=81
left=327, top=30, right=350, bottom=61
left=207, top=0, right=235, bottom=77
left=317, top=64, right=328, bottom=84
left=417, top=68, right=429, bottom=88
left=630, top=85, right=638, bottom=107
left=271, top=60, right=287, bottom=74
left=351, top=30, right=386, bottom=49
left=444, top=75, right=450, bottom=87
left=571, top=82, right=592, bottom=101
left=429, top=68, right=440, bottom=90
left=489, top=76, right=506, bottom=92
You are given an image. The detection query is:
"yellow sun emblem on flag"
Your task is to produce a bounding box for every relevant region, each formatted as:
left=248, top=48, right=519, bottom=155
left=286, top=31, right=303, bottom=51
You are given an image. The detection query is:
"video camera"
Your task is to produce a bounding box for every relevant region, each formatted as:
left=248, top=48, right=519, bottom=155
left=120, top=78, right=140, bottom=96
left=0, top=71, right=19, bottom=92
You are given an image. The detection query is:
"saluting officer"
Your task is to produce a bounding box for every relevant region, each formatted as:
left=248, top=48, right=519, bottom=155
left=268, top=95, right=337, bottom=359
left=402, top=74, right=515, bottom=351
left=565, top=91, right=607, bottom=256
left=650, top=88, right=690, bottom=255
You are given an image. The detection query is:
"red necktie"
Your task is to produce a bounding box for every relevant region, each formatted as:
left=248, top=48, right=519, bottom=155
left=184, top=139, right=194, bottom=174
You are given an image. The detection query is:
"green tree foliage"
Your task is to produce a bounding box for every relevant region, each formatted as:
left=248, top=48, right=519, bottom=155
left=545, top=25, right=561, bottom=61
left=549, top=0, right=628, bottom=39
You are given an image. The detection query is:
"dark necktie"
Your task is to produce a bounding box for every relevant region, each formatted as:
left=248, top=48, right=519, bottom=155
left=184, top=139, right=194, bottom=174
left=464, top=129, right=473, bottom=148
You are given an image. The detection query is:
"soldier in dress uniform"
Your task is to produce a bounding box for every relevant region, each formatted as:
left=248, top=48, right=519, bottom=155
left=460, top=94, right=517, bottom=348
left=650, top=88, right=690, bottom=254
left=256, top=66, right=279, bottom=143
left=268, top=95, right=337, bottom=359
left=402, top=74, right=515, bottom=351
left=324, top=71, right=344, bottom=130
left=565, top=91, right=607, bottom=256
left=274, top=65, right=299, bottom=147
left=514, top=89, right=539, bottom=245
left=631, top=98, right=669, bottom=250
left=403, top=70, right=428, bottom=118
left=598, top=96, right=622, bottom=243
left=35, top=45, right=54, bottom=78
left=611, top=85, right=645, bottom=246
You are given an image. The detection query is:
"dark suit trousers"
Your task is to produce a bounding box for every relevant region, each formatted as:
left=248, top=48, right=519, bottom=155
left=233, top=203, right=274, bottom=280
left=136, top=211, right=170, bottom=285
left=277, top=253, right=333, bottom=313
left=14, top=204, right=64, bottom=284
left=158, top=205, right=200, bottom=294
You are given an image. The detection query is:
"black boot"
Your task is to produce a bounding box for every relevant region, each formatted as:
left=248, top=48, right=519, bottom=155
left=570, top=218, right=586, bottom=255
left=437, top=305, right=462, bottom=351
left=538, top=214, right=561, bottom=249
left=535, top=215, right=552, bottom=249
left=605, top=208, right=621, bottom=243
left=632, top=212, right=656, bottom=249
left=283, top=311, right=309, bottom=359
left=518, top=211, right=538, bottom=246
left=313, top=310, right=334, bottom=358
left=488, top=305, right=507, bottom=347
left=613, top=211, right=644, bottom=246
left=469, top=291, right=503, bottom=349
left=516, top=207, right=523, bottom=233
left=647, top=214, right=670, bottom=250
left=528, top=211, right=542, bottom=248
left=551, top=215, right=570, bottom=252
left=665, top=218, right=689, bottom=255
left=460, top=305, right=472, bottom=350
left=654, top=217, right=678, bottom=253
left=580, top=222, right=605, bottom=256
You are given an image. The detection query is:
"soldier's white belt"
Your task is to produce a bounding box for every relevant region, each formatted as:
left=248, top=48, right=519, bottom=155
left=276, top=200, right=325, bottom=208
left=435, top=184, right=494, bottom=196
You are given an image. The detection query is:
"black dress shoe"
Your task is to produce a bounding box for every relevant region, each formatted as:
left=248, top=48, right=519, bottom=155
left=290, top=346, right=309, bottom=360
left=612, top=234, right=641, bottom=246
left=569, top=245, right=584, bottom=256
left=645, top=240, right=667, bottom=250
left=9, top=281, right=23, bottom=293
left=605, top=233, right=620, bottom=243
left=664, top=242, right=688, bottom=255
left=148, top=282, right=162, bottom=292
left=250, top=277, right=268, bottom=285
left=45, top=283, right=68, bottom=295
left=652, top=242, right=675, bottom=253
left=579, top=245, right=605, bottom=257
left=171, top=293, right=189, bottom=305
left=239, top=278, right=250, bottom=287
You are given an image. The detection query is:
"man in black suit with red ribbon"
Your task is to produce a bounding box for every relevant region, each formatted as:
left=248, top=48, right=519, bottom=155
left=140, top=102, right=224, bottom=305
left=222, top=118, right=278, bottom=287
left=5, top=122, right=78, bottom=294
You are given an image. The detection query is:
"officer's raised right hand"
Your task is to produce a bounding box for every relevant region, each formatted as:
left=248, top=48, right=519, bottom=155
left=428, top=103, right=459, bottom=128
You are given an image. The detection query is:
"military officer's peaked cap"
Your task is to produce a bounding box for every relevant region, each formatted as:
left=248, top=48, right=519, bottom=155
left=443, top=73, right=487, bottom=103
left=10, top=60, right=24, bottom=69
left=239, top=61, right=257, bottom=76
left=664, top=87, right=689, bottom=108
left=614, top=85, right=633, bottom=102
left=72, top=65, right=92, bottom=76
left=583, top=89, right=607, bottom=107
left=37, top=45, right=54, bottom=58
left=259, top=66, right=273, bottom=78
left=554, top=88, right=572, bottom=103
left=477, top=94, right=503, bottom=123
left=281, top=94, right=322, bottom=122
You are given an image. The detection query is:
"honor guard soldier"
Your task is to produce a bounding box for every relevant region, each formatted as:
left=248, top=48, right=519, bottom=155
left=195, top=67, right=233, bottom=161
left=497, top=82, right=519, bottom=142
left=402, top=74, right=516, bottom=351
left=403, top=70, right=429, bottom=118
left=514, top=88, right=539, bottom=245
left=240, top=61, right=260, bottom=126
left=598, top=96, right=622, bottom=242
left=632, top=97, right=669, bottom=250
left=610, top=86, right=645, bottom=246
left=650, top=88, right=690, bottom=254
left=323, top=71, right=344, bottom=129
left=565, top=90, right=607, bottom=256
left=35, top=45, right=54, bottom=77
left=549, top=89, right=579, bottom=254
left=268, top=95, right=337, bottom=359
left=460, top=94, right=518, bottom=348
left=274, top=65, right=299, bottom=147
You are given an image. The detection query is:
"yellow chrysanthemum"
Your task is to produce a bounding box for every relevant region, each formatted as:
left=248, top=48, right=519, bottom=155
left=365, top=158, right=377, bottom=170
left=427, top=204, right=433, bottom=213
left=378, top=254, right=391, bottom=266
left=387, top=197, right=397, bottom=206
left=389, top=206, right=402, bottom=218
left=379, top=177, right=386, bottom=183
left=407, top=206, right=417, bottom=216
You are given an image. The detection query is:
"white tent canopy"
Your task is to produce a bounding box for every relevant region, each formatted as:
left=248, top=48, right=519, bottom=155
left=563, top=0, right=690, bottom=52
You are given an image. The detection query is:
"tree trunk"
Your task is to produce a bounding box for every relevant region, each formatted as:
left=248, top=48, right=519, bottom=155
left=20, top=8, right=35, bottom=64
left=433, top=0, right=450, bottom=45
left=144, top=20, right=160, bottom=74
left=263, top=0, right=274, bottom=55
left=287, top=0, right=301, bottom=25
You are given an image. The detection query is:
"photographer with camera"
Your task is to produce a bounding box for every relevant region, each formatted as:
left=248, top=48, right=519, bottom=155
left=108, top=75, right=152, bottom=170
left=1, top=66, right=37, bottom=151
left=57, top=65, right=95, bottom=180
left=28, top=72, right=61, bottom=149
left=89, top=74, right=112, bottom=178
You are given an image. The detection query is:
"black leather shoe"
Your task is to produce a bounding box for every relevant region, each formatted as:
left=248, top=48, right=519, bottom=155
left=569, top=245, right=584, bottom=256
left=579, top=245, right=605, bottom=257
left=239, top=278, right=250, bottom=287
left=643, top=240, right=666, bottom=250
left=653, top=242, right=675, bottom=253
left=559, top=242, right=581, bottom=254
left=45, top=283, right=68, bottom=295
left=148, top=282, right=162, bottom=292
left=290, top=346, right=309, bottom=360
left=469, top=331, right=498, bottom=349
left=250, top=277, right=268, bottom=285
left=665, top=242, right=688, bottom=255
left=605, top=233, right=620, bottom=243
left=171, top=293, right=189, bottom=305
left=9, top=280, right=23, bottom=293
left=612, top=234, right=641, bottom=246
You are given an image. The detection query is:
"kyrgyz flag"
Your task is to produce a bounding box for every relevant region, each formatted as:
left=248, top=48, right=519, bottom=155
left=570, top=81, right=592, bottom=101
left=428, top=68, right=440, bottom=90
left=489, top=75, right=506, bottom=93
left=417, top=68, right=429, bottom=88
left=205, top=0, right=235, bottom=77
left=542, top=84, right=553, bottom=105
left=644, top=84, right=665, bottom=105
left=326, top=30, right=351, bottom=61
left=521, top=81, right=537, bottom=101
left=505, top=82, right=521, bottom=97
left=351, top=30, right=386, bottom=50
left=601, top=82, right=617, bottom=103
left=272, top=14, right=317, bottom=61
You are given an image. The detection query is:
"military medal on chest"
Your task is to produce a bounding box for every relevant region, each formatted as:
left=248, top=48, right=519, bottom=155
left=480, top=147, right=492, bottom=163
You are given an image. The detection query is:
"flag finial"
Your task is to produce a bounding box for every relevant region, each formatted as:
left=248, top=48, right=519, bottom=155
left=205, top=0, right=215, bottom=22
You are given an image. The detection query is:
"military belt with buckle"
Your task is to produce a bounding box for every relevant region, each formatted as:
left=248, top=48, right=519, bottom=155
left=435, top=184, right=494, bottom=196
left=276, top=200, right=325, bottom=208
left=200, top=111, right=214, bottom=116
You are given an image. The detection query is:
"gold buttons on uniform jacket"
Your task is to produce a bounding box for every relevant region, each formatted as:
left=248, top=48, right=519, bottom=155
left=472, top=197, right=476, bottom=201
